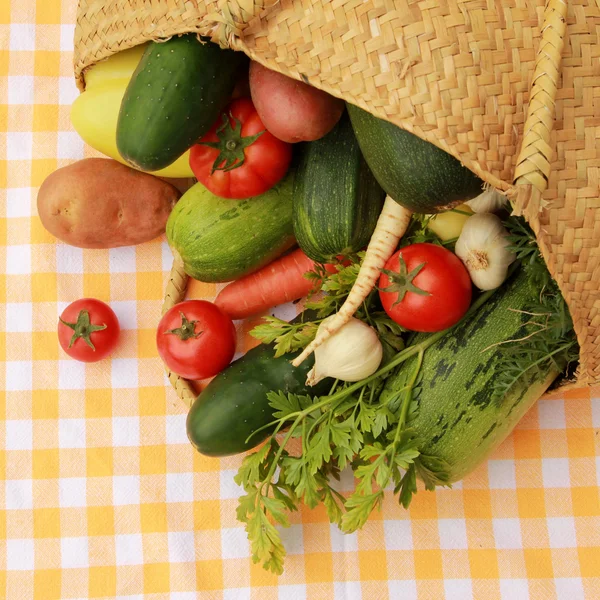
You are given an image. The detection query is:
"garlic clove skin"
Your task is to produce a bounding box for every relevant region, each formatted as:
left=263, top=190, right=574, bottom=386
left=455, top=213, right=516, bottom=291
left=465, top=186, right=509, bottom=214
left=306, top=316, right=383, bottom=386
left=305, top=365, right=323, bottom=387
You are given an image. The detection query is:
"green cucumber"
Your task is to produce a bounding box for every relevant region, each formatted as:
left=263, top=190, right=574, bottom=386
left=166, top=173, right=295, bottom=282
left=117, top=35, right=244, bottom=171
left=293, top=113, right=385, bottom=262
left=187, top=340, right=331, bottom=457
left=379, top=270, right=559, bottom=483
left=347, top=103, right=483, bottom=213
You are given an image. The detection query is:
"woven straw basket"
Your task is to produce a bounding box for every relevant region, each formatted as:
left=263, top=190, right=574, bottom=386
left=73, top=0, right=600, bottom=404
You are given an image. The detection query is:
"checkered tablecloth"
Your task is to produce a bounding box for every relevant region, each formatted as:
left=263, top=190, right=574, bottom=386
left=1, top=1, right=599, bottom=598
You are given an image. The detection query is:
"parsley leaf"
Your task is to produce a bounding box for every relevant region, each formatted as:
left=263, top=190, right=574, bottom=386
left=235, top=443, right=272, bottom=490
left=322, top=485, right=344, bottom=526
left=267, top=391, right=314, bottom=420
left=341, top=491, right=384, bottom=533
left=247, top=505, right=286, bottom=573
left=235, top=441, right=291, bottom=575
left=371, top=312, right=406, bottom=351
left=305, top=254, right=364, bottom=318
left=415, top=454, right=454, bottom=491
left=396, top=463, right=418, bottom=508
left=250, top=317, right=318, bottom=358
left=492, top=216, right=579, bottom=397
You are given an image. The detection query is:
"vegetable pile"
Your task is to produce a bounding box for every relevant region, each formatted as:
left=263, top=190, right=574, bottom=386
left=39, top=34, right=580, bottom=575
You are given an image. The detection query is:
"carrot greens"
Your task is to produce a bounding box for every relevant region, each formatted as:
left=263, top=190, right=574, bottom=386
left=238, top=272, right=499, bottom=574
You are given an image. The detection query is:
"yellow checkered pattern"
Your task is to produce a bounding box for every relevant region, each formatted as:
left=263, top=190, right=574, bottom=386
left=0, top=1, right=599, bottom=598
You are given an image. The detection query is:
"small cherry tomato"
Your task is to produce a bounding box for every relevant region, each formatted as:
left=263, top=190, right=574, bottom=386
left=378, top=243, right=472, bottom=332
left=189, top=97, right=292, bottom=199
left=58, top=298, right=120, bottom=362
left=156, top=300, right=236, bottom=380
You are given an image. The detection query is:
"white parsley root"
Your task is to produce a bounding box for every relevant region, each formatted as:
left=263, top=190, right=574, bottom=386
left=292, top=196, right=412, bottom=367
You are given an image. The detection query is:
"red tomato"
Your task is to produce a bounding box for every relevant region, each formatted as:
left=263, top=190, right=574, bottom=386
left=156, top=300, right=236, bottom=380
left=378, top=243, right=472, bottom=332
left=58, top=298, right=120, bottom=362
left=189, top=97, right=292, bottom=199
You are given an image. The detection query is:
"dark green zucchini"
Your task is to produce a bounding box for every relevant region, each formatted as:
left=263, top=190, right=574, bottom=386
left=293, top=112, right=385, bottom=262
left=117, top=35, right=245, bottom=171
left=186, top=342, right=331, bottom=457
left=347, top=103, right=483, bottom=213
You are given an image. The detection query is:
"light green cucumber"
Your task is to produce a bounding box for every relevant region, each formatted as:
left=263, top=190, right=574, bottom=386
left=166, top=173, right=296, bottom=283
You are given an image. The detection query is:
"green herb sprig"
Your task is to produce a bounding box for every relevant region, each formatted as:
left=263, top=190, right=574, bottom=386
left=250, top=316, right=319, bottom=358
left=237, top=286, right=498, bottom=574
left=492, top=216, right=579, bottom=397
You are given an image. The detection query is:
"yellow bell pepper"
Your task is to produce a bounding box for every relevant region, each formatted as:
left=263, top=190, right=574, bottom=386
left=426, top=204, right=474, bottom=242
left=70, top=45, right=194, bottom=179
left=83, top=44, right=147, bottom=88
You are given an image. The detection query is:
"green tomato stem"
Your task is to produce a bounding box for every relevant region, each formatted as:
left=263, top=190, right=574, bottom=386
left=164, top=312, right=202, bottom=341
left=198, top=112, right=265, bottom=174
left=59, top=310, right=107, bottom=350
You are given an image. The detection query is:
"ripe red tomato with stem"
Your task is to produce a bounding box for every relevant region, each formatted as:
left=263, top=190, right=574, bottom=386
left=378, top=243, right=472, bottom=332
left=156, top=300, right=237, bottom=380
left=189, top=97, right=292, bottom=199
left=58, top=298, right=120, bottom=362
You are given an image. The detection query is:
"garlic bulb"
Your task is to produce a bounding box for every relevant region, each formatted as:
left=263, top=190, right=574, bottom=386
left=465, top=186, right=508, bottom=214
left=306, top=317, right=383, bottom=386
left=455, top=213, right=515, bottom=290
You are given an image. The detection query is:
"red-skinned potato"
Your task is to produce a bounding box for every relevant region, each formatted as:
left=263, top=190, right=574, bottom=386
left=249, top=61, right=344, bottom=143
left=37, top=158, right=180, bottom=249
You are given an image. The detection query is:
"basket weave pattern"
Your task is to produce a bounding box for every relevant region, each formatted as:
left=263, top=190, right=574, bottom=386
left=74, top=0, right=600, bottom=389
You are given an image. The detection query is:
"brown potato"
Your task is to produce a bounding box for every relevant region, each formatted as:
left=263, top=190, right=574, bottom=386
left=37, top=158, right=180, bottom=249
left=249, top=61, right=344, bottom=143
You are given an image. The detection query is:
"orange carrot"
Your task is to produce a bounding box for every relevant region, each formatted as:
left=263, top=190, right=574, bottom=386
left=214, top=248, right=327, bottom=320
